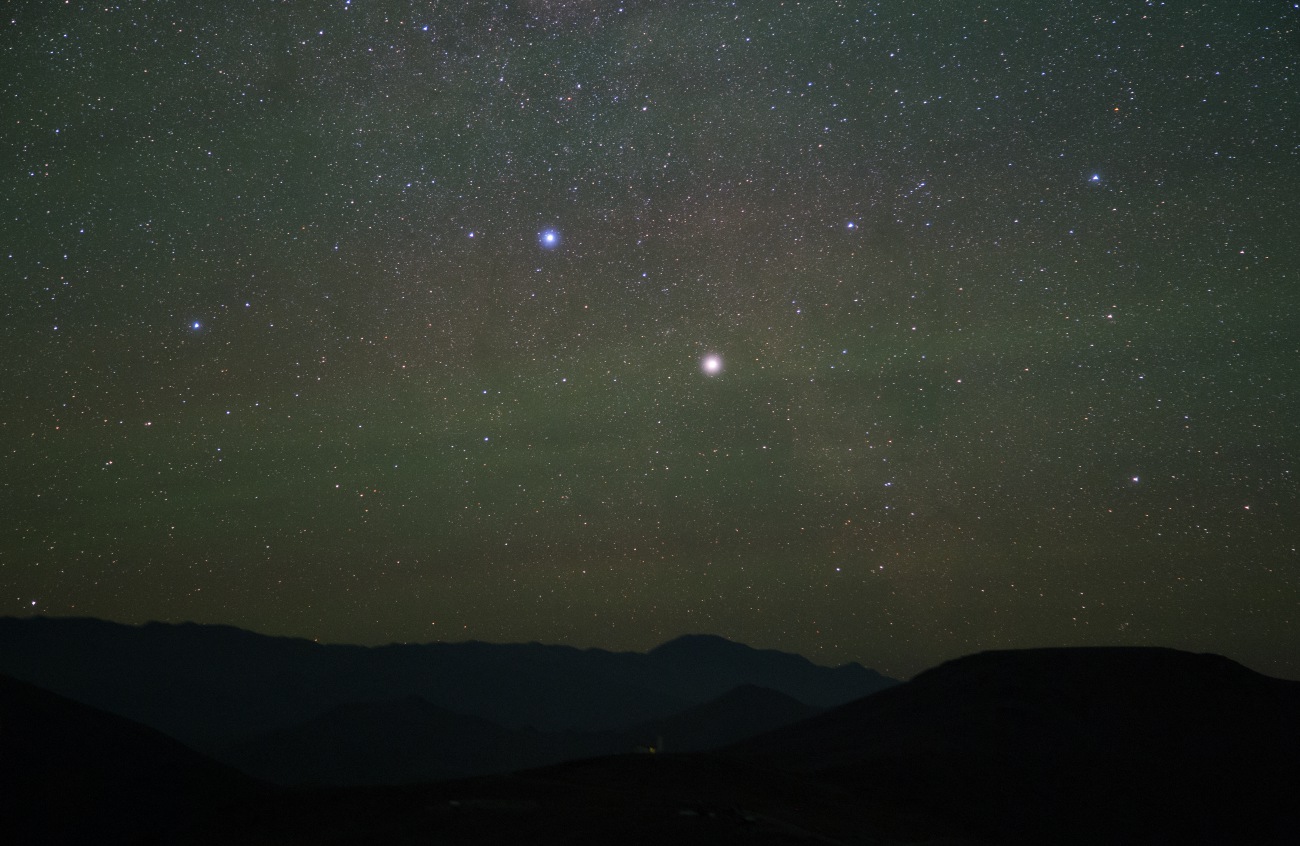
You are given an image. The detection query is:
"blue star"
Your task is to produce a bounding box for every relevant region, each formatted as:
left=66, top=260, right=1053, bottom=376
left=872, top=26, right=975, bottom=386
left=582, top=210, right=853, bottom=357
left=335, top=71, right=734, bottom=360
left=191, top=321, right=202, bottom=330
left=539, top=229, right=560, bottom=249
left=1089, top=173, right=1102, bottom=183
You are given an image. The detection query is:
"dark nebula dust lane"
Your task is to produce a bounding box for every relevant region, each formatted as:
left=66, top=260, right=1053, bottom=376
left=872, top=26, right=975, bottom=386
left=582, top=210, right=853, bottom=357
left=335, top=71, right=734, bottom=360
left=2, top=1, right=1297, bottom=679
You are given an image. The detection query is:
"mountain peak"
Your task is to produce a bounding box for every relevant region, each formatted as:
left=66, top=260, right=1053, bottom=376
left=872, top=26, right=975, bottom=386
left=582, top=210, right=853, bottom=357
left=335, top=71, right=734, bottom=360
left=648, top=633, right=742, bottom=655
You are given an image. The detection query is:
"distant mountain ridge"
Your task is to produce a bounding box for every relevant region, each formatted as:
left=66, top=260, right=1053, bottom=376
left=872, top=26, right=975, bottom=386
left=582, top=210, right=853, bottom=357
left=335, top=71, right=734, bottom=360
left=645, top=633, right=878, bottom=707
left=223, top=683, right=818, bottom=786
left=0, top=616, right=894, bottom=784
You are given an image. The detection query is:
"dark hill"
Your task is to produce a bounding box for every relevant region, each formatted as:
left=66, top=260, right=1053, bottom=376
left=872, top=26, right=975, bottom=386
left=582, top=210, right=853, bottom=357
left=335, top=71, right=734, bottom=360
left=624, top=683, right=820, bottom=754
left=0, top=617, right=891, bottom=750
left=222, top=694, right=533, bottom=785
left=647, top=633, right=894, bottom=708
left=7, top=644, right=1295, bottom=845
left=0, top=673, right=255, bottom=846
left=0, top=616, right=894, bottom=784
left=728, top=646, right=1300, bottom=845
left=224, top=683, right=819, bottom=786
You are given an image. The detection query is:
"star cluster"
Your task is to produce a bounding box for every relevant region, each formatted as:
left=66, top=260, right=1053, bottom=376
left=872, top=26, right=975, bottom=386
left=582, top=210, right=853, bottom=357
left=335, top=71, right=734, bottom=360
left=2, top=1, right=1297, bottom=678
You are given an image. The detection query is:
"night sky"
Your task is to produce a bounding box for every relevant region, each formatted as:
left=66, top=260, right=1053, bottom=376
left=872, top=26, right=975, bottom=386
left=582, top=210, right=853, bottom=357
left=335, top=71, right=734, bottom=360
left=4, top=1, right=1298, bottom=680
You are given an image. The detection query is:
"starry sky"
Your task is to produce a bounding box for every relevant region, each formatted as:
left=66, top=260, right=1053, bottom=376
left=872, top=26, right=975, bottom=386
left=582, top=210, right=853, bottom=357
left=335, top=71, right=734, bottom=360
left=3, top=1, right=1298, bottom=680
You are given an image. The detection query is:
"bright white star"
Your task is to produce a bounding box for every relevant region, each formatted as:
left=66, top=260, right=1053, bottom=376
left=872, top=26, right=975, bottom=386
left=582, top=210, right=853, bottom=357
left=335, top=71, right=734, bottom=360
left=701, top=354, right=723, bottom=375
left=539, top=229, right=560, bottom=249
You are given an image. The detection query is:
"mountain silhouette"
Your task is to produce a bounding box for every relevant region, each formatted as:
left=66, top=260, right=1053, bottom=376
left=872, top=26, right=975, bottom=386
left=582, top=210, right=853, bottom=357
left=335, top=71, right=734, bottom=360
left=4, top=634, right=1297, bottom=844
left=646, top=633, right=892, bottom=708
left=223, top=683, right=817, bottom=786
left=224, top=694, right=540, bottom=785
left=0, top=616, right=892, bottom=783
left=622, top=683, right=819, bottom=754
left=727, top=646, right=1300, bottom=844
left=0, top=673, right=254, bottom=846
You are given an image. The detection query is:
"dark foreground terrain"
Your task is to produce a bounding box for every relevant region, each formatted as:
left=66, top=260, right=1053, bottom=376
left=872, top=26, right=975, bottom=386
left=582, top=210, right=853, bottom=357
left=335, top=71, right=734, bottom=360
left=3, top=633, right=1299, bottom=845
